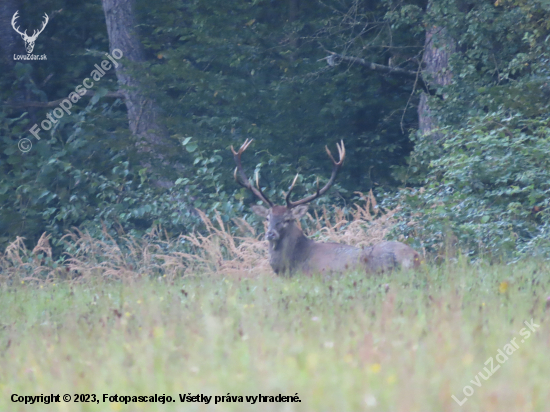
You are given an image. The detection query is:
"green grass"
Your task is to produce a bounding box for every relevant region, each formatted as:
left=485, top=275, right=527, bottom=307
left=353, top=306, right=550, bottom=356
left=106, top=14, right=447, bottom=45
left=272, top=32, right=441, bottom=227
left=1, top=260, right=549, bottom=411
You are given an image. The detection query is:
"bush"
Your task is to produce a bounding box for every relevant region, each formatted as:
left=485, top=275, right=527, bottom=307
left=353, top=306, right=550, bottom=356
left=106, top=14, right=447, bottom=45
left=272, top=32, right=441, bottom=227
left=388, top=111, right=550, bottom=260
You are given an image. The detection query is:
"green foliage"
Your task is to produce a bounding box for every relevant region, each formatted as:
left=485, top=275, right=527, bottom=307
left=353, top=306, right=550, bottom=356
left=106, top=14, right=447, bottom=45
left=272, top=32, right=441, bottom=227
left=137, top=0, right=419, bottom=195
left=425, top=0, right=550, bottom=124
left=2, top=0, right=422, bottom=255
left=390, top=113, right=550, bottom=259
left=5, top=0, right=549, bottom=261
left=382, top=0, right=550, bottom=260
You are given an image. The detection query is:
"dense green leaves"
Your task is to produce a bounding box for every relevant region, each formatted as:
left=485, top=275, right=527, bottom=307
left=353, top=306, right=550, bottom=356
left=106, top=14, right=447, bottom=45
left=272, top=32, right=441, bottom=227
left=390, top=113, right=550, bottom=258
left=1, top=0, right=420, bottom=254
left=378, top=0, right=550, bottom=260
left=2, top=0, right=550, bottom=261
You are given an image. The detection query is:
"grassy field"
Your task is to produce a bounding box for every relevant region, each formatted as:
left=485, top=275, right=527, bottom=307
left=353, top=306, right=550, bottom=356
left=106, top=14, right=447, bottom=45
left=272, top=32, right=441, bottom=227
left=1, top=260, right=549, bottom=412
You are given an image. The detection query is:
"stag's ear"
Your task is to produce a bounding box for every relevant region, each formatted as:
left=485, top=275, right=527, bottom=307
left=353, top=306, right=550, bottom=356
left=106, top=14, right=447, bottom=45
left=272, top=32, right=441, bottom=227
left=251, top=205, right=269, bottom=218
left=291, top=205, right=308, bottom=220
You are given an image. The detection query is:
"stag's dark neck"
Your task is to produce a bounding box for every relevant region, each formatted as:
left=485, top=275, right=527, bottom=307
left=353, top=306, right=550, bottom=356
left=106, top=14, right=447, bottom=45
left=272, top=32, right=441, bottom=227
left=268, top=223, right=312, bottom=276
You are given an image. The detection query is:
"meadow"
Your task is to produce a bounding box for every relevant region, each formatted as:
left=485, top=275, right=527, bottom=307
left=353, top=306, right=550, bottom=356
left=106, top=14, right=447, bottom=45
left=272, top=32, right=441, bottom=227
left=1, top=259, right=549, bottom=412
left=1, top=198, right=549, bottom=411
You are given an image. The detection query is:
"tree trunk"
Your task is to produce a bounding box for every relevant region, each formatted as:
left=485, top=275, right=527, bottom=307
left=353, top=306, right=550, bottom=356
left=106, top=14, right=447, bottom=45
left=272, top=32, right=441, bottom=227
left=102, top=0, right=174, bottom=168
left=418, top=25, right=456, bottom=140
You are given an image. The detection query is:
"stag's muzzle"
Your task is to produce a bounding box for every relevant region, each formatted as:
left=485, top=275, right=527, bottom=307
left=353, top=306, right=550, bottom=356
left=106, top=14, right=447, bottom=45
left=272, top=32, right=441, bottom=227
left=265, top=230, right=279, bottom=241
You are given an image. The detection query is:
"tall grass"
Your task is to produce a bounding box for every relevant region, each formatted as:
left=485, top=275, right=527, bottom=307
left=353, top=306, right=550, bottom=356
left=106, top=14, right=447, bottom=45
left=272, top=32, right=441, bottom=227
left=0, top=261, right=549, bottom=411
left=0, top=191, right=399, bottom=281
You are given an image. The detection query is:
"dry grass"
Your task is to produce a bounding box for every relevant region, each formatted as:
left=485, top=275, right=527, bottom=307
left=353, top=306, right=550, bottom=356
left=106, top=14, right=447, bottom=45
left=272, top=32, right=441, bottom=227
left=309, top=191, right=396, bottom=247
left=0, top=192, right=400, bottom=281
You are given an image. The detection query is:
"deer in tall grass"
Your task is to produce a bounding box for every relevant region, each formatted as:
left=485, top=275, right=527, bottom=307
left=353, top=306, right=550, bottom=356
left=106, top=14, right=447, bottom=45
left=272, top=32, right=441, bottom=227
left=231, top=139, right=420, bottom=276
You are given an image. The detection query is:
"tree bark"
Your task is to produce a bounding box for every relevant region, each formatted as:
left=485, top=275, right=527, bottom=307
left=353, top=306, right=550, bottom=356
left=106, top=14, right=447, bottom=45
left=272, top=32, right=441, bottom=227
left=102, top=0, right=173, bottom=162
left=418, top=25, right=456, bottom=140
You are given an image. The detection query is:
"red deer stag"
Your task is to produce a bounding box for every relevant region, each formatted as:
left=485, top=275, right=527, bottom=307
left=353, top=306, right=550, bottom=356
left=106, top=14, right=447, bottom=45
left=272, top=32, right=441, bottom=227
left=231, top=139, right=420, bottom=276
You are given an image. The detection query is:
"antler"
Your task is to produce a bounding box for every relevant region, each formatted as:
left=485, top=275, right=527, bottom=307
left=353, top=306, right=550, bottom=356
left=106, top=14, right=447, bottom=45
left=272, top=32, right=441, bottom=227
left=231, top=139, right=274, bottom=207
left=11, top=11, right=25, bottom=37
left=285, top=140, right=345, bottom=208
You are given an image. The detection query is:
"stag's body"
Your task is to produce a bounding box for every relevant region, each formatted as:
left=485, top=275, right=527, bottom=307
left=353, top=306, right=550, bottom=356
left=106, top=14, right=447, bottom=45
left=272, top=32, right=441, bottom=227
left=255, top=205, right=419, bottom=276
left=232, top=139, right=420, bottom=276
left=270, top=237, right=364, bottom=276
left=362, top=241, right=420, bottom=274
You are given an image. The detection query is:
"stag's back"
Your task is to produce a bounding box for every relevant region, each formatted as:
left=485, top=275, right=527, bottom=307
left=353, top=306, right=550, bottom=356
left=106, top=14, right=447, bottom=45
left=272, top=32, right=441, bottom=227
left=299, top=241, right=363, bottom=275
left=291, top=240, right=420, bottom=276
left=361, top=241, right=420, bottom=274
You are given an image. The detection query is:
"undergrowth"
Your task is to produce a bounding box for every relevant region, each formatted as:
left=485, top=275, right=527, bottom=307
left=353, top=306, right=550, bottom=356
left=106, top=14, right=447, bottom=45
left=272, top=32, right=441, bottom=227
left=0, top=192, right=404, bottom=281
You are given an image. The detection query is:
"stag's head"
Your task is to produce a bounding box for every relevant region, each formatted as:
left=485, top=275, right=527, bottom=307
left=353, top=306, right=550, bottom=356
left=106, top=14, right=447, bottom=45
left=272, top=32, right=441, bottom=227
left=250, top=204, right=308, bottom=242
left=231, top=139, right=345, bottom=241
left=11, top=11, right=49, bottom=54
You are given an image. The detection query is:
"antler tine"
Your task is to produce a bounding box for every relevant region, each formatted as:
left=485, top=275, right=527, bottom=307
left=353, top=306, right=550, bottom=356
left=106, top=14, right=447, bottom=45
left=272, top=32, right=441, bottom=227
left=287, top=140, right=346, bottom=208
left=230, top=137, right=252, bottom=156
left=231, top=139, right=274, bottom=207
left=338, top=139, right=345, bottom=163
left=324, top=139, right=345, bottom=166
left=233, top=167, right=245, bottom=187
left=284, top=173, right=300, bottom=207
left=254, top=170, right=272, bottom=205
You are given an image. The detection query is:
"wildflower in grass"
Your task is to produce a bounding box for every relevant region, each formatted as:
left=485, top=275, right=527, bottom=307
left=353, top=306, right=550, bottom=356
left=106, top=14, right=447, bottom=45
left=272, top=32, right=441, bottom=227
left=387, top=374, right=396, bottom=384
left=306, top=353, right=318, bottom=370
left=364, top=394, right=377, bottom=407
left=370, top=363, right=381, bottom=373
left=499, top=281, right=509, bottom=294
left=462, top=353, right=473, bottom=365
